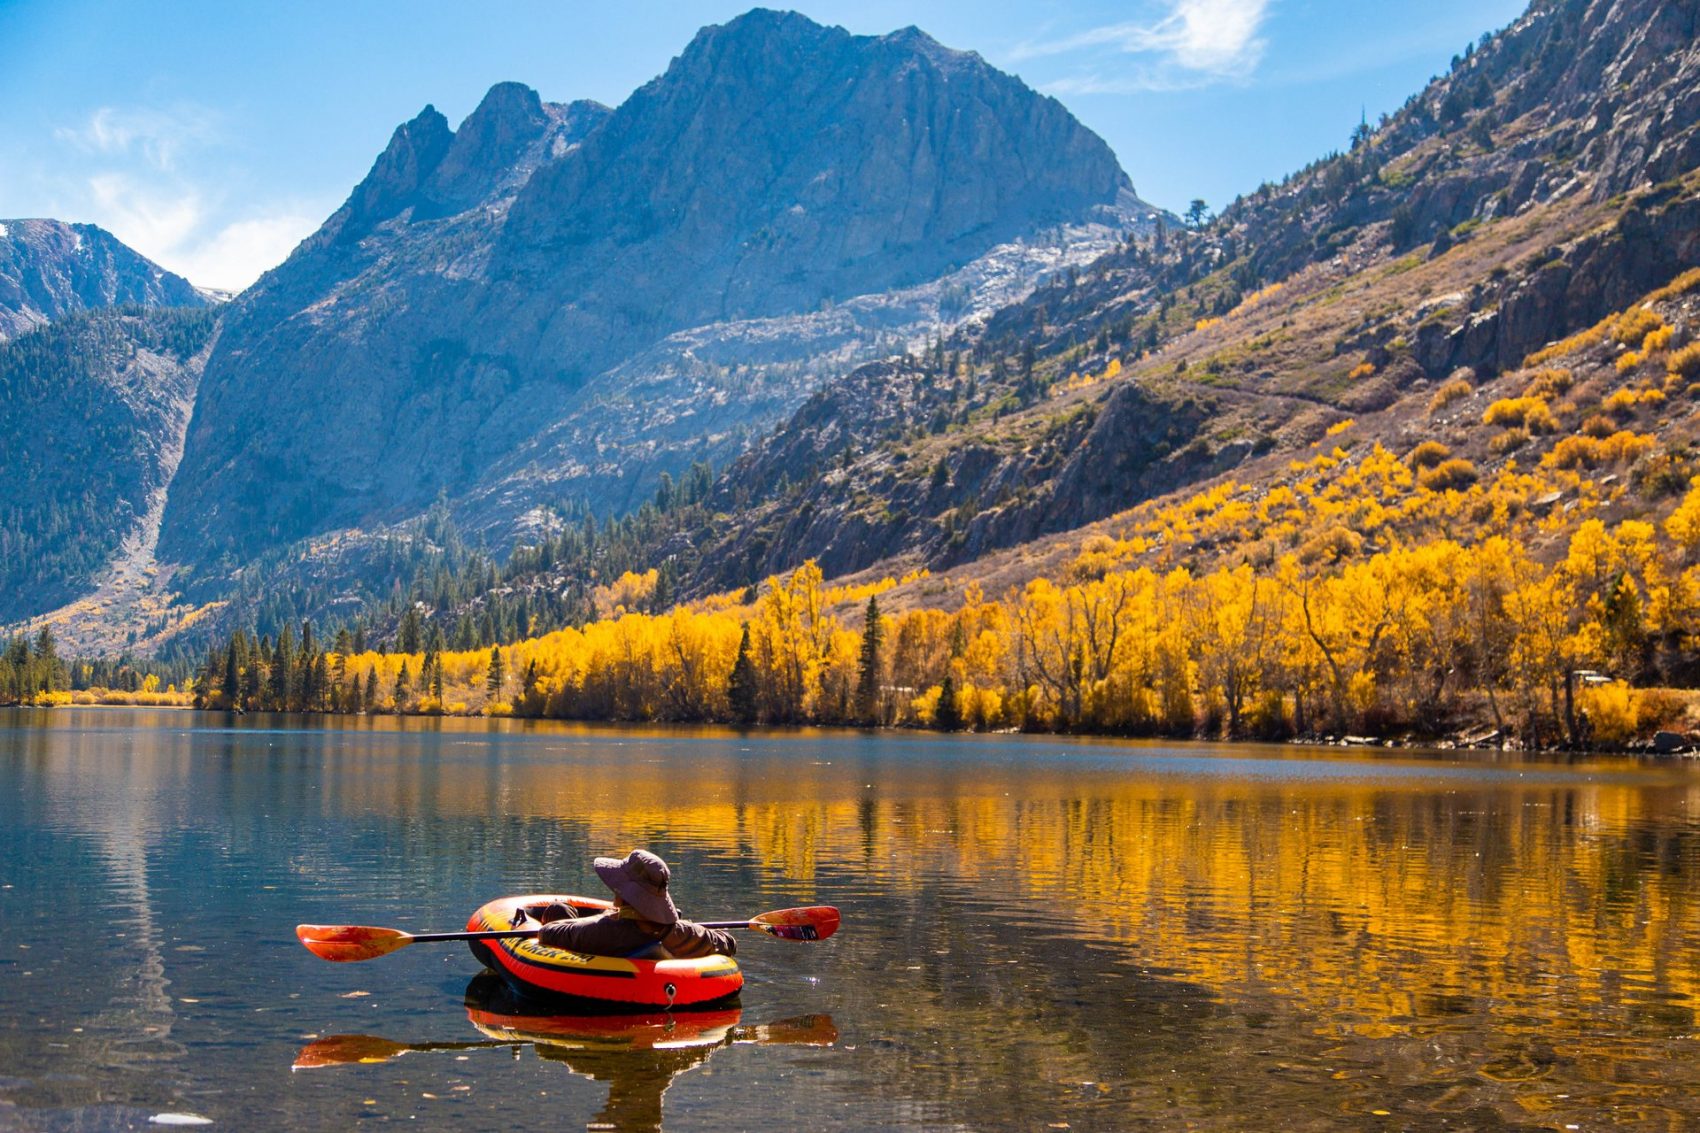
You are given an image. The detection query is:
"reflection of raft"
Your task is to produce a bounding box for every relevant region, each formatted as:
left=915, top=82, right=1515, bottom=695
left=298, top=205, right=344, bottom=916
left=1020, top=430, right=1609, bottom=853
left=466, top=894, right=743, bottom=1010
left=465, top=983, right=744, bottom=1051
left=295, top=974, right=836, bottom=1133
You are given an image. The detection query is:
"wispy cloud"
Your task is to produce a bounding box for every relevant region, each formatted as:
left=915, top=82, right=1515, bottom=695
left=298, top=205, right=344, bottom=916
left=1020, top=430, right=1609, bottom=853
left=86, top=173, right=205, bottom=253
left=1013, top=0, right=1271, bottom=93
left=56, top=104, right=222, bottom=172
left=42, top=104, right=322, bottom=291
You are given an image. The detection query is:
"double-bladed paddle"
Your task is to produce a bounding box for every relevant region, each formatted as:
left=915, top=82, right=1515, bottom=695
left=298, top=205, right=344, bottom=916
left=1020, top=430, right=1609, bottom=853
left=296, top=905, right=840, bottom=962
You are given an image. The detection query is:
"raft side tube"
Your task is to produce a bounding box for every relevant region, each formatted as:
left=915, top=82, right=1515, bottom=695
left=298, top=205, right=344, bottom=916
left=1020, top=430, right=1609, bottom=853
left=466, top=895, right=744, bottom=1011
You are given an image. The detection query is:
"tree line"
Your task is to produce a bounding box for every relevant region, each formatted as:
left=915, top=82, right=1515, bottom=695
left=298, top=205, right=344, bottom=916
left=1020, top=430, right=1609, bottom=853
left=181, top=487, right=1700, bottom=749
left=0, top=626, right=195, bottom=705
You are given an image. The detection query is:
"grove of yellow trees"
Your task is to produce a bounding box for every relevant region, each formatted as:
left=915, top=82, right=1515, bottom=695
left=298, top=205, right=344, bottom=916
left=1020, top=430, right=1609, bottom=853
left=205, top=477, right=1700, bottom=749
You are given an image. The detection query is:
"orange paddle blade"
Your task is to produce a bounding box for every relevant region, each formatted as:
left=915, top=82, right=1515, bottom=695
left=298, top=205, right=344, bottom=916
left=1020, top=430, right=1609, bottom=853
left=736, top=1013, right=839, bottom=1046
left=293, top=1034, right=411, bottom=1069
left=750, top=906, right=840, bottom=941
left=296, top=924, right=415, bottom=962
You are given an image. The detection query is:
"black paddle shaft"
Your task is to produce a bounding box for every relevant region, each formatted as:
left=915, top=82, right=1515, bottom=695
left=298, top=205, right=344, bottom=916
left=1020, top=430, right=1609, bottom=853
left=410, top=920, right=754, bottom=945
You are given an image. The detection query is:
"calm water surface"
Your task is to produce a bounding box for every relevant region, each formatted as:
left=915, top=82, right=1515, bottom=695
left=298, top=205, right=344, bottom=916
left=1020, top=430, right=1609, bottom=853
left=3, top=708, right=1700, bottom=1131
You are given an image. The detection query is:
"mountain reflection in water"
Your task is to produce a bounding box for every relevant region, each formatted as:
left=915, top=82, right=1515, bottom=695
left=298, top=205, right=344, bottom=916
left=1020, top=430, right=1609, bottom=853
left=2, top=709, right=1700, bottom=1130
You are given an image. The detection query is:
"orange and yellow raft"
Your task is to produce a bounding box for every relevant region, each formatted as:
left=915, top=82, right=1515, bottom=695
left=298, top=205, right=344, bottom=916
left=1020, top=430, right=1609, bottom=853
left=465, top=894, right=743, bottom=1010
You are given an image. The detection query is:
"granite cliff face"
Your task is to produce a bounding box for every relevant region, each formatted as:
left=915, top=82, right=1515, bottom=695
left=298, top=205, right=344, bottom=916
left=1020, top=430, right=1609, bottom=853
left=499, top=11, right=1134, bottom=335
left=0, top=308, right=216, bottom=624
left=160, top=9, right=1148, bottom=571
left=0, top=219, right=207, bottom=340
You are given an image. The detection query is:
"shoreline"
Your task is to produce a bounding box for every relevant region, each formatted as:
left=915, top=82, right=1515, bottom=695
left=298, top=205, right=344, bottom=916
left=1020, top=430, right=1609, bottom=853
left=5, top=700, right=1695, bottom=758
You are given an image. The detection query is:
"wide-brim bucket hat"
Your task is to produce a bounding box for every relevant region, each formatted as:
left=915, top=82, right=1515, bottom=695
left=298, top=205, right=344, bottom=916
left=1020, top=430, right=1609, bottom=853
left=594, top=849, right=679, bottom=924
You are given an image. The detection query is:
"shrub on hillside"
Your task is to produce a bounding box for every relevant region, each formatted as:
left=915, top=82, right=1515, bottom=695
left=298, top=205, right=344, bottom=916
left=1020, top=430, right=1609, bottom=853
left=1609, top=306, right=1664, bottom=347
left=1428, top=378, right=1473, bottom=414
left=1602, top=388, right=1640, bottom=415
left=1298, top=524, right=1363, bottom=565
left=1522, top=368, right=1574, bottom=398
left=1602, top=387, right=1666, bottom=416
left=1543, top=431, right=1656, bottom=470
left=1669, top=342, right=1700, bottom=381
left=1483, top=396, right=1556, bottom=432
left=1407, top=440, right=1452, bottom=468
left=1490, top=427, right=1529, bottom=454
left=1581, top=413, right=1617, bottom=438
left=1418, top=458, right=1479, bottom=491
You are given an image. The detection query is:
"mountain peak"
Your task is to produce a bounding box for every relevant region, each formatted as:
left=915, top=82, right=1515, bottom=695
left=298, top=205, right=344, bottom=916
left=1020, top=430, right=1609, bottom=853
left=0, top=218, right=206, bottom=339
left=325, top=105, right=454, bottom=242
left=162, top=11, right=1144, bottom=567
left=877, top=24, right=970, bottom=66
left=427, top=82, right=551, bottom=209
left=685, top=10, right=972, bottom=70
left=464, top=82, right=544, bottom=132
left=711, top=7, right=829, bottom=39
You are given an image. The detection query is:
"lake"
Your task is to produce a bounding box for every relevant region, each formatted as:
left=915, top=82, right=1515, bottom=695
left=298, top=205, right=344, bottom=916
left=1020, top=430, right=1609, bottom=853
left=2, top=708, right=1699, bottom=1131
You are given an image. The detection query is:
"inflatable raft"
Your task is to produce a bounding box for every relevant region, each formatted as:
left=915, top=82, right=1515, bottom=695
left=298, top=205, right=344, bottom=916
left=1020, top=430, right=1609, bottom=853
left=465, top=894, right=743, bottom=1010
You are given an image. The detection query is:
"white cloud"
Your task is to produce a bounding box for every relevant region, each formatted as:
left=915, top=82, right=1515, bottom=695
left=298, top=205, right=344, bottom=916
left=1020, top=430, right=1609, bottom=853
left=56, top=104, right=222, bottom=172
left=86, top=173, right=204, bottom=255
left=85, top=176, right=319, bottom=291
left=1013, top=0, right=1271, bottom=91
left=73, top=170, right=319, bottom=289
left=43, top=105, right=324, bottom=291
left=169, top=213, right=319, bottom=292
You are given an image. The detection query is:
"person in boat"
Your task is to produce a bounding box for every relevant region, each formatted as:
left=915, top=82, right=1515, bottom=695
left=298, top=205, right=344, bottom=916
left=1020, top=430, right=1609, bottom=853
left=525, top=849, right=736, bottom=959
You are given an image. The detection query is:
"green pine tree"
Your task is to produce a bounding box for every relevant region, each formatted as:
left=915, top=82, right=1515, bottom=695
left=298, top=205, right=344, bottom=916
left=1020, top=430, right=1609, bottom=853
left=271, top=626, right=295, bottom=711
left=855, top=595, right=885, bottom=725
left=223, top=637, right=242, bottom=710
left=33, top=627, right=60, bottom=692
left=728, top=624, right=759, bottom=725
left=399, top=607, right=422, bottom=654
left=935, top=672, right=962, bottom=732
left=313, top=654, right=331, bottom=712
left=242, top=645, right=265, bottom=708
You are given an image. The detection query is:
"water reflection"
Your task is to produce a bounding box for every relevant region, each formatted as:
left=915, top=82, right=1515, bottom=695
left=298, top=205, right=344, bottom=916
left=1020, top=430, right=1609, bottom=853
left=4, top=709, right=1700, bottom=1131
left=295, top=975, right=836, bottom=1131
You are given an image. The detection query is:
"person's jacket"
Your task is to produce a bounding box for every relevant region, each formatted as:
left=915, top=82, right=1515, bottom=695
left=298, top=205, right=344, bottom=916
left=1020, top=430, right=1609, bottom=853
left=537, top=907, right=736, bottom=959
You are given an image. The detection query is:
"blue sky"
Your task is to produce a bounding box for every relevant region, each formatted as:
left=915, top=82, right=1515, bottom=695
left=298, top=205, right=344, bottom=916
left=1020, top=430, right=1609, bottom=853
left=0, top=0, right=1527, bottom=291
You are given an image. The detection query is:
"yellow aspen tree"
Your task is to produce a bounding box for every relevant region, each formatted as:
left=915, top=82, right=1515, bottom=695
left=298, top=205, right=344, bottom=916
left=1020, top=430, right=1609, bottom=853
left=1190, top=563, right=1278, bottom=738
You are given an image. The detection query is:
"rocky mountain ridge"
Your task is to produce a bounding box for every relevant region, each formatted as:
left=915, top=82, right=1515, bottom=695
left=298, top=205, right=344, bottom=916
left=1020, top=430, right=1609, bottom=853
left=0, top=219, right=208, bottom=340
left=0, top=308, right=216, bottom=626
left=157, top=8, right=1154, bottom=576
left=60, top=0, right=1700, bottom=654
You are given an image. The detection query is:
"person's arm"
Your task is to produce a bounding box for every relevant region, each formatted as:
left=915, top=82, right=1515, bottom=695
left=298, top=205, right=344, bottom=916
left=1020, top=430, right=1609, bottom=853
left=539, top=910, right=637, bottom=954
left=662, top=918, right=737, bottom=958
